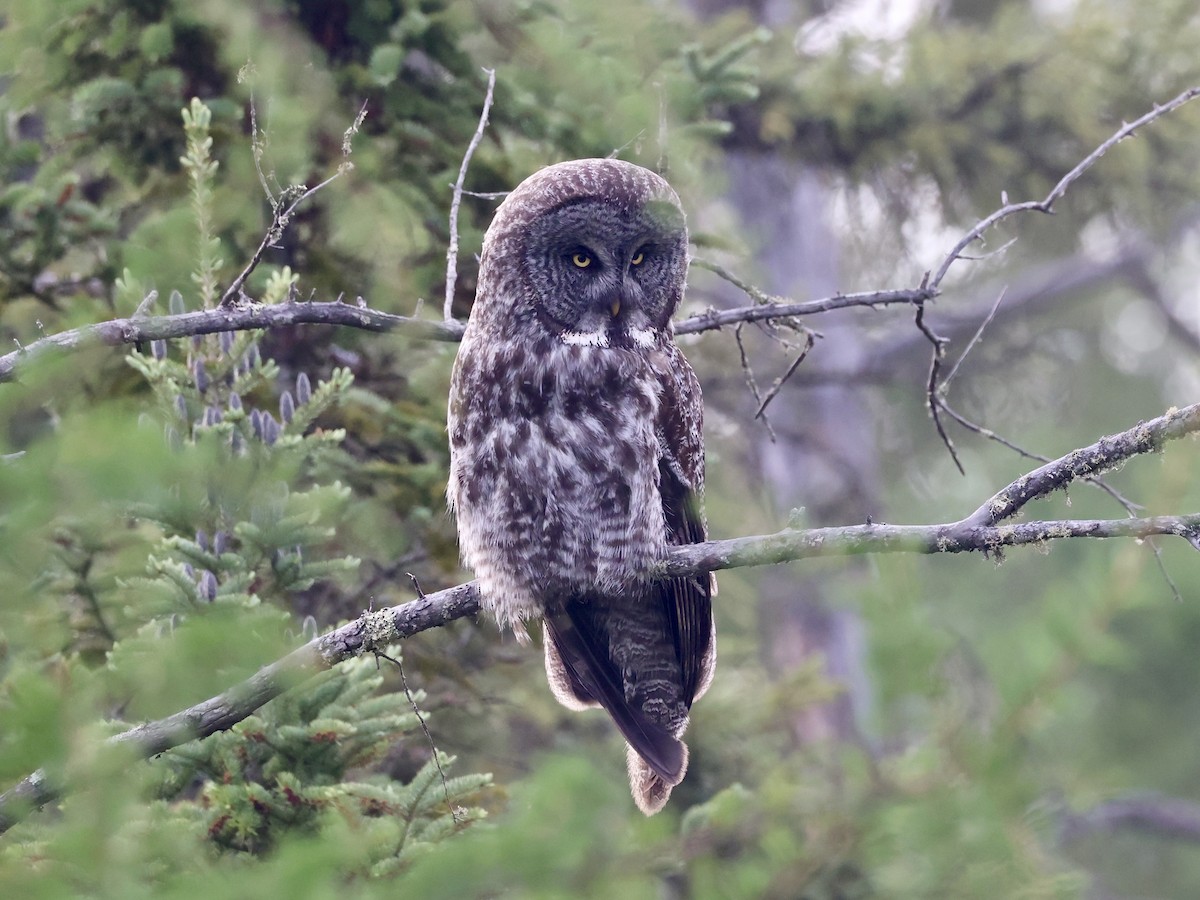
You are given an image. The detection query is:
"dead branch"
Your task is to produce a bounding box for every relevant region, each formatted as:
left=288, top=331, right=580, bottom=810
left=444, top=68, right=496, bottom=321
left=914, top=302, right=963, bottom=474
left=218, top=102, right=366, bottom=308
left=926, top=85, right=1200, bottom=292
left=3, top=88, right=1197, bottom=387
left=0, top=301, right=465, bottom=382
left=961, top=402, right=1200, bottom=528
left=676, top=288, right=931, bottom=335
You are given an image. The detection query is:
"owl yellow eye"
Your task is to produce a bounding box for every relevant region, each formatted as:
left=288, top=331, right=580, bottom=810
left=630, top=250, right=645, bottom=266
left=571, top=252, right=592, bottom=268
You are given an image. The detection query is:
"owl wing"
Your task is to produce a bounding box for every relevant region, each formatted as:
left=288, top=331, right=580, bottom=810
left=543, top=606, right=687, bottom=782
left=656, top=347, right=715, bottom=707
left=542, top=347, right=712, bottom=791
left=659, top=458, right=712, bottom=705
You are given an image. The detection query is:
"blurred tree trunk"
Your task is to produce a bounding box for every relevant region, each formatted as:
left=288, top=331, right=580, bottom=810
left=712, top=145, right=878, bottom=746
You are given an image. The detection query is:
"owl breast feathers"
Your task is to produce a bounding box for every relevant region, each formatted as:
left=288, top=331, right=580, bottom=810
left=447, top=158, right=715, bottom=815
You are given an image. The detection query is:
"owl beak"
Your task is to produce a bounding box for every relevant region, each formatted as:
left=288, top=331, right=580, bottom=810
left=610, top=298, right=622, bottom=317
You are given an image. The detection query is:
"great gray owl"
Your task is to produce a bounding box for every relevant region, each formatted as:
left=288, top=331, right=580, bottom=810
left=447, top=158, right=714, bottom=815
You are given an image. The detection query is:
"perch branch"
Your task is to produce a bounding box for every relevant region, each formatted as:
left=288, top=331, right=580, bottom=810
left=4, top=401, right=1200, bottom=834
left=4, top=508, right=1198, bottom=834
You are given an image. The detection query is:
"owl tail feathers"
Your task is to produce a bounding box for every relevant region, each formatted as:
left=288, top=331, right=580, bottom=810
left=542, top=610, right=686, bottom=791
left=628, top=741, right=688, bottom=815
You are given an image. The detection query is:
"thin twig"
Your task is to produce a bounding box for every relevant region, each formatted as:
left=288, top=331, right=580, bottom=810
left=755, top=329, right=816, bottom=419
left=942, top=286, right=1007, bottom=391
left=692, top=257, right=790, bottom=306
left=444, top=68, right=496, bottom=322
left=915, top=303, right=964, bottom=475
left=374, top=575, right=460, bottom=824
left=248, top=91, right=276, bottom=205
left=219, top=105, right=364, bottom=309
left=903, top=87, right=1200, bottom=476
left=939, top=402, right=1141, bottom=514
left=927, top=85, right=1200, bottom=292
left=132, top=290, right=159, bottom=318
left=930, top=281, right=1145, bottom=514
left=656, top=80, right=669, bottom=175
left=939, top=401, right=1180, bottom=602
left=374, top=643, right=460, bottom=825
left=607, top=129, right=646, bottom=161
left=342, top=101, right=368, bottom=156
left=734, top=323, right=776, bottom=441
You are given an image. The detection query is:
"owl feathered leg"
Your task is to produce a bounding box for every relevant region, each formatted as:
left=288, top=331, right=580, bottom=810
left=543, top=591, right=692, bottom=813
left=626, top=742, right=687, bottom=816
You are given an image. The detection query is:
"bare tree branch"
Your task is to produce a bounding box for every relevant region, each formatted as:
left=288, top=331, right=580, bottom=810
left=962, top=401, right=1200, bottom=528
left=444, top=68, right=496, bottom=322
left=914, top=301, right=964, bottom=474
left=926, top=85, right=1200, bottom=292
left=683, top=86, right=1200, bottom=343
left=1, top=284, right=930, bottom=382
left=218, top=102, right=366, bottom=308
left=0, top=302, right=466, bottom=382
left=754, top=328, right=815, bottom=419
left=676, top=287, right=932, bottom=335
left=2, top=88, right=1196, bottom=388
left=734, top=322, right=778, bottom=440
left=1060, top=794, right=1200, bottom=845
left=685, top=85, right=1200, bottom=443
left=0, top=287, right=929, bottom=381
left=4, top=400, right=1200, bottom=834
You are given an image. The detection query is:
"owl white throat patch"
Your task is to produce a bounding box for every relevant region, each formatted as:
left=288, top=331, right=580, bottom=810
left=559, top=328, right=609, bottom=347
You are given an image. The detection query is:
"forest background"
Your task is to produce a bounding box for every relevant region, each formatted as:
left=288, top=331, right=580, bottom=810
left=3, top=0, right=1200, bottom=896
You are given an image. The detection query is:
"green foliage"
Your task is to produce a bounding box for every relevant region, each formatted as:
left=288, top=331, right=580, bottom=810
left=179, top=99, right=223, bottom=308
left=0, top=61, right=493, bottom=888
left=3, top=0, right=1200, bottom=897
left=158, top=655, right=488, bottom=861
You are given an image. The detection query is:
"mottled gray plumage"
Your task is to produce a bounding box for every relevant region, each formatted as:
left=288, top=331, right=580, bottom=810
left=447, top=159, right=715, bottom=815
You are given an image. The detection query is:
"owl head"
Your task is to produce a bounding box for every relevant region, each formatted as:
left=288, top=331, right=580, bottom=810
left=472, top=159, right=688, bottom=348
